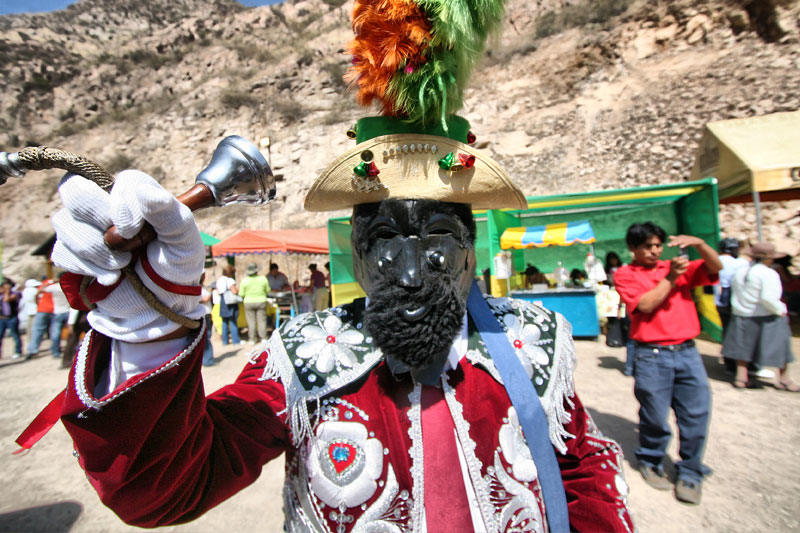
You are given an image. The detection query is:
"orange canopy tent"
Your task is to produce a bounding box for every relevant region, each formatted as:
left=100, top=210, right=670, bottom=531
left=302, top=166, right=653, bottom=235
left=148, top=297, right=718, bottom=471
left=211, top=228, right=329, bottom=256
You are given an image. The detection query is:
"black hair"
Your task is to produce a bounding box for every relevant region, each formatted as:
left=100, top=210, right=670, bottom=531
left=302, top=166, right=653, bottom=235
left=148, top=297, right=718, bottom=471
left=605, top=251, right=622, bottom=271
left=625, top=222, right=666, bottom=249
left=718, top=238, right=740, bottom=256
left=524, top=264, right=540, bottom=276
left=774, top=255, right=793, bottom=269
left=269, top=263, right=279, bottom=270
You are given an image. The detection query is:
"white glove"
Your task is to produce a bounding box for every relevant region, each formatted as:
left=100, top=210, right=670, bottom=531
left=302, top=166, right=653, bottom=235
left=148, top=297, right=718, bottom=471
left=51, top=170, right=206, bottom=342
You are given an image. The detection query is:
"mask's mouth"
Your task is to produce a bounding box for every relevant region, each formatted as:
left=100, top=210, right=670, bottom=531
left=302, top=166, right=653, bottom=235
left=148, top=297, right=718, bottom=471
left=400, top=305, right=430, bottom=322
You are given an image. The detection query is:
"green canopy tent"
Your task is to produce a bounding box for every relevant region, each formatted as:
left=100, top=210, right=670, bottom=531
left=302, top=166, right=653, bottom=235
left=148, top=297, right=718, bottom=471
left=201, top=232, right=221, bottom=246
left=200, top=231, right=221, bottom=267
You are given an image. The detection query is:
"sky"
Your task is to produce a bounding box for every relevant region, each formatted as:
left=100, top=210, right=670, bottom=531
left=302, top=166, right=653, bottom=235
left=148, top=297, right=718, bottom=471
left=0, top=0, right=281, bottom=16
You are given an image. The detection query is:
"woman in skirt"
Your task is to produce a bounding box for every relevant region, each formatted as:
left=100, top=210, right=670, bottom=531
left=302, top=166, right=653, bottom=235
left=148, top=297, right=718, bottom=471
left=723, top=242, right=799, bottom=391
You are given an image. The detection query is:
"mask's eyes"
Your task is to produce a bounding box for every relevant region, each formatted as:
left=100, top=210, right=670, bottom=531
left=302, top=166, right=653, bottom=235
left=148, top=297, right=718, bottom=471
left=426, top=226, right=455, bottom=237
left=425, top=213, right=463, bottom=239
left=428, top=251, right=446, bottom=268
left=368, top=221, right=402, bottom=241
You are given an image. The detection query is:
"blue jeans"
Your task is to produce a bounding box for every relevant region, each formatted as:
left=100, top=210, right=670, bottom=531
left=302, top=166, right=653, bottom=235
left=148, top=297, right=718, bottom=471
left=220, top=316, right=240, bottom=345
left=624, top=338, right=636, bottom=376
left=202, top=315, right=214, bottom=365
left=0, top=316, right=22, bottom=355
left=27, top=311, right=69, bottom=357
left=633, top=343, right=711, bottom=482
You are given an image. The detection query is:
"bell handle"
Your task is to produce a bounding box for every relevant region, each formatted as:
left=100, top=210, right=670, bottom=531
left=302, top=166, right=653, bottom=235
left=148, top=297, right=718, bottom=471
left=103, top=183, right=215, bottom=252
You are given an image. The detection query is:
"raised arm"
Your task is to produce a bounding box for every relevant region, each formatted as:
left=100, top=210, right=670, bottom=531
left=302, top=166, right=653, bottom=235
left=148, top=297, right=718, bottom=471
left=668, top=234, right=723, bottom=275
left=49, top=171, right=290, bottom=526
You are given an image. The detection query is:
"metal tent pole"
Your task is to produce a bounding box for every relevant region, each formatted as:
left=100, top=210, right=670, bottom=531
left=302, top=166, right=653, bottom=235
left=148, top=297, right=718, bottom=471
left=753, top=191, right=764, bottom=241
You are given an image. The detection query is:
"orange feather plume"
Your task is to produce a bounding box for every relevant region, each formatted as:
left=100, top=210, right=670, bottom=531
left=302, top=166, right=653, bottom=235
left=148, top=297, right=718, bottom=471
left=345, top=0, right=433, bottom=116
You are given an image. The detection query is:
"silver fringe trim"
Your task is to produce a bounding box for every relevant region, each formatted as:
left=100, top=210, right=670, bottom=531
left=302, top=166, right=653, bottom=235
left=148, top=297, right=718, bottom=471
left=74, top=319, right=206, bottom=410
left=541, top=313, right=577, bottom=454
left=258, top=325, right=384, bottom=447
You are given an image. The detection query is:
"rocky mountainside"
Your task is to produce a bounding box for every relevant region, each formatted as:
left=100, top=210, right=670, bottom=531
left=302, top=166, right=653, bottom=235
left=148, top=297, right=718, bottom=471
left=1, top=0, right=799, bottom=281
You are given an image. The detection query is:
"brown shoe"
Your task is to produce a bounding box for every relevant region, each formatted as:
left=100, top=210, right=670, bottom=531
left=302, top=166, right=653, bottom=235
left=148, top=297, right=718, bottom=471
left=675, top=479, right=702, bottom=504
left=638, top=464, right=671, bottom=491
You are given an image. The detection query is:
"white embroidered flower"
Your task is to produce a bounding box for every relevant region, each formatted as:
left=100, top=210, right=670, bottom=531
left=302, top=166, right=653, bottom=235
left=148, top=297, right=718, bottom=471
left=296, top=314, right=364, bottom=373
left=503, top=314, right=549, bottom=367
left=498, top=407, right=538, bottom=482
left=308, top=421, right=384, bottom=508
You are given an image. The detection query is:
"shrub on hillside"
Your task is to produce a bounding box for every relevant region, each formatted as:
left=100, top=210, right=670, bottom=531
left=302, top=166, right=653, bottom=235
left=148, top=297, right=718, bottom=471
left=535, top=0, right=633, bottom=39
left=221, top=89, right=260, bottom=109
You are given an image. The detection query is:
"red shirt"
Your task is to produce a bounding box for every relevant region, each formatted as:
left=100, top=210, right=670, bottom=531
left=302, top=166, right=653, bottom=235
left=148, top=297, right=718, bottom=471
left=36, top=280, right=55, bottom=313
left=614, top=259, right=718, bottom=345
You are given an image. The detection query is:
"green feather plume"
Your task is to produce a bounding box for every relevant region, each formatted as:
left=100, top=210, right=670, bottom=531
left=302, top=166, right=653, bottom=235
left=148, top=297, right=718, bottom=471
left=387, top=0, right=507, bottom=128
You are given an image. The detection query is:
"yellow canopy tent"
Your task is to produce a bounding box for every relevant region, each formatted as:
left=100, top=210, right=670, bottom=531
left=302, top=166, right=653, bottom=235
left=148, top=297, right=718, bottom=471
left=690, top=110, right=800, bottom=237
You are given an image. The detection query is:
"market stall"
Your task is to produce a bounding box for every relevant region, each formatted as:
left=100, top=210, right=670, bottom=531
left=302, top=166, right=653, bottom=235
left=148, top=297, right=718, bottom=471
left=485, top=178, right=721, bottom=340
left=210, top=227, right=329, bottom=328
left=499, top=219, right=601, bottom=337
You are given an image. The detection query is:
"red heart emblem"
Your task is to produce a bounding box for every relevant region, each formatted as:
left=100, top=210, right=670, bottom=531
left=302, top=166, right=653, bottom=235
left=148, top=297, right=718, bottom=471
left=328, top=441, right=357, bottom=474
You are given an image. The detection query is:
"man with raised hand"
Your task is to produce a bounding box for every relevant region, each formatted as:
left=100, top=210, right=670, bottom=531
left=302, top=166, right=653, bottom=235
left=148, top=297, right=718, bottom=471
left=614, top=221, right=721, bottom=505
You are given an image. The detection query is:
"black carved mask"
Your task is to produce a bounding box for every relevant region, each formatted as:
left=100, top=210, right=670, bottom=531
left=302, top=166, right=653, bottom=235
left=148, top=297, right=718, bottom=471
left=351, top=199, right=476, bottom=370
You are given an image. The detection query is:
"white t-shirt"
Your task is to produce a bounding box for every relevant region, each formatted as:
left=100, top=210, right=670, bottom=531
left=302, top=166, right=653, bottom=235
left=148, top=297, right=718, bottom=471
left=200, top=288, right=212, bottom=315
left=216, top=276, right=236, bottom=296
left=731, top=262, right=786, bottom=317
left=715, top=254, right=749, bottom=307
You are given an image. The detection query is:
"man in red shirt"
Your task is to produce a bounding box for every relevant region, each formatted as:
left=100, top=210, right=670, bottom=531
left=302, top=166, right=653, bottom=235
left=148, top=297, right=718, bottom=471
left=614, top=221, right=721, bottom=505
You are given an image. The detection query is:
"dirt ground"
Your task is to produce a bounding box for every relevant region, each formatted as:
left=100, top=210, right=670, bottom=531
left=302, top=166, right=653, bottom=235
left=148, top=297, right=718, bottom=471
left=1, top=326, right=798, bottom=533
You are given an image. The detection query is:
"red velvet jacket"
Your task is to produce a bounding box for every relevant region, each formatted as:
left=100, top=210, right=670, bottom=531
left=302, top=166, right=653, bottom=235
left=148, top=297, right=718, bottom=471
left=61, top=296, right=633, bottom=532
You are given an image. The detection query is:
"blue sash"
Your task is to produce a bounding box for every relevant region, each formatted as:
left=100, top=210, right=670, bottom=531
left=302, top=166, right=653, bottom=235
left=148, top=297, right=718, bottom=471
left=466, top=281, right=570, bottom=532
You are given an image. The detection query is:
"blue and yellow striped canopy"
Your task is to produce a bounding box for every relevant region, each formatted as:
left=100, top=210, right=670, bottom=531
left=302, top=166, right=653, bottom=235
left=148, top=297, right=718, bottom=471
left=500, top=220, right=596, bottom=249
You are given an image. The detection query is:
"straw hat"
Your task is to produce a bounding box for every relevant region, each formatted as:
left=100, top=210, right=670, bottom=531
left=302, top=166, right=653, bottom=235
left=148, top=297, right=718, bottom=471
left=246, top=262, right=259, bottom=275
left=746, top=242, right=786, bottom=259
left=305, top=118, right=526, bottom=212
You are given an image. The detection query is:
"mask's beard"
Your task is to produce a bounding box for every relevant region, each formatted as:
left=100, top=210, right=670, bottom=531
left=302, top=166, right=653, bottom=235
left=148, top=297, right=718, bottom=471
left=364, top=268, right=465, bottom=370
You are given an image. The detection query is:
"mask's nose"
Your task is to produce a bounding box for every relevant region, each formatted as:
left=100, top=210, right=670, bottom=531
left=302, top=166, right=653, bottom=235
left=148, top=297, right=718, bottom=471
left=396, top=238, right=422, bottom=288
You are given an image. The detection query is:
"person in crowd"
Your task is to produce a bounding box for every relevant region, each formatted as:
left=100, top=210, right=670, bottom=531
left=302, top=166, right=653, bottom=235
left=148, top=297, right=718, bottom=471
left=0, top=278, right=23, bottom=359
left=324, top=261, right=332, bottom=307
left=266, top=263, right=291, bottom=293
left=199, top=273, right=215, bottom=366
left=308, top=263, right=328, bottom=311
left=26, top=273, right=71, bottom=360
left=18, top=278, right=41, bottom=336
left=570, top=268, right=587, bottom=287
left=614, top=221, right=721, bottom=505
left=238, top=263, right=269, bottom=344
left=715, top=238, right=748, bottom=336
left=771, top=254, right=800, bottom=315
left=523, top=264, right=548, bottom=288
left=603, top=251, right=635, bottom=375
left=714, top=238, right=753, bottom=374
left=61, top=308, right=91, bottom=369
left=605, top=251, right=623, bottom=285
left=216, top=264, right=242, bottom=345
left=722, top=242, right=798, bottom=392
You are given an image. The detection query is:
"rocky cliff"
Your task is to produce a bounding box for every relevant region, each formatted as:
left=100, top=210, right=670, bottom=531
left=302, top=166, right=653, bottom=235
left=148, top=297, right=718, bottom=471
left=1, top=0, right=799, bottom=280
